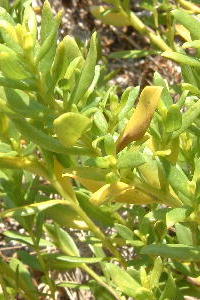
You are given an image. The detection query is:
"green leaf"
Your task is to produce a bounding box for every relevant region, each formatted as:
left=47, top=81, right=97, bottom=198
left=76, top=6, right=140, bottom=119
left=181, top=82, right=200, bottom=96
left=149, top=256, right=163, bottom=289
left=105, top=263, right=143, bottom=297
left=114, top=223, right=134, bottom=240
left=104, top=134, right=116, bottom=156
left=0, top=44, right=30, bottom=80
left=0, top=142, right=17, bottom=157
left=166, top=207, right=192, bottom=228
left=172, top=100, right=200, bottom=138
left=40, top=0, right=54, bottom=43
left=165, top=104, right=182, bottom=133
left=0, top=7, right=15, bottom=25
left=35, top=27, right=58, bottom=63
left=54, top=255, right=105, bottom=263
left=0, top=20, right=21, bottom=53
left=4, top=88, right=49, bottom=119
left=109, top=49, right=157, bottom=59
left=45, top=223, right=80, bottom=256
left=0, top=258, right=38, bottom=300
left=183, top=40, right=200, bottom=49
left=23, top=6, right=37, bottom=44
left=69, top=32, right=98, bottom=105
left=141, top=244, right=200, bottom=261
left=9, top=258, right=38, bottom=297
left=53, top=112, right=91, bottom=147
left=153, top=72, right=173, bottom=108
left=1, top=114, right=91, bottom=156
left=0, top=199, right=68, bottom=218
left=42, top=253, right=82, bottom=270
left=3, top=230, right=53, bottom=247
left=172, top=9, right=200, bottom=40
left=18, top=250, right=42, bottom=271
left=159, top=274, right=176, bottom=300
left=0, top=76, right=36, bottom=90
left=118, top=86, right=140, bottom=119
left=57, top=282, right=90, bottom=289
left=162, top=51, right=200, bottom=68
left=93, top=110, right=108, bottom=134
left=162, top=161, right=193, bottom=204
left=175, top=223, right=194, bottom=246
left=44, top=204, right=88, bottom=229
left=117, top=150, right=146, bottom=169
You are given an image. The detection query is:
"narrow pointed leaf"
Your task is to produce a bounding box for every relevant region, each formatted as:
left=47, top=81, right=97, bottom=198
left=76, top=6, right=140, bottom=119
left=54, top=112, right=91, bottom=147
left=117, top=86, right=163, bottom=152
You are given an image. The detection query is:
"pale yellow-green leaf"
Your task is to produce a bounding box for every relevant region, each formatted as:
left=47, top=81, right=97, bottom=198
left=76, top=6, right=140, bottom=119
left=90, top=5, right=131, bottom=27
left=53, top=112, right=91, bottom=147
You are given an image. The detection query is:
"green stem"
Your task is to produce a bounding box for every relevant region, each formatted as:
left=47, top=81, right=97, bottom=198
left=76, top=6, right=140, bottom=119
left=30, top=232, right=56, bottom=300
left=0, top=273, right=10, bottom=300
left=53, top=177, right=127, bottom=266
left=82, top=264, right=123, bottom=300
left=127, top=11, right=172, bottom=51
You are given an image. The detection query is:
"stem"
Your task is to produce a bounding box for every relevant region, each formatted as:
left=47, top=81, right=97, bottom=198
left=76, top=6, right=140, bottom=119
left=53, top=177, right=127, bottom=266
left=127, top=11, right=172, bottom=52
left=82, top=264, right=123, bottom=300
left=30, top=232, right=56, bottom=300
left=0, top=273, right=10, bottom=300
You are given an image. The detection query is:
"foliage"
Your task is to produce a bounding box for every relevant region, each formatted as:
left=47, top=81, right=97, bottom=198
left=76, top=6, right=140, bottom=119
left=0, top=1, right=200, bottom=300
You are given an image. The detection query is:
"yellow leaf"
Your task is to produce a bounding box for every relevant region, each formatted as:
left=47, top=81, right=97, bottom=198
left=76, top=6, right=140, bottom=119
left=117, top=86, right=163, bottom=152
left=116, top=187, right=156, bottom=205
left=175, top=24, right=191, bottom=42
left=90, top=6, right=131, bottom=27
left=90, top=182, right=129, bottom=206
left=90, top=181, right=156, bottom=206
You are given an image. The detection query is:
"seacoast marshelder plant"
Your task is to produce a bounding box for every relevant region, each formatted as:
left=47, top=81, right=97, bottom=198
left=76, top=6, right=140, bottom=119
left=1, top=1, right=200, bottom=299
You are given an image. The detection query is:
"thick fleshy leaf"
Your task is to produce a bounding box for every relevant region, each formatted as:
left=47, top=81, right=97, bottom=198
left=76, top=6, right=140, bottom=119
left=68, top=32, right=98, bottom=106
left=54, top=112, right=91, bottom=147
left=183, top=40, right=200, bottom=49
left=118, top=86, right=140, bottom=119
left=117, top=150, right=146, bottom=169
left=0, top=44, right=30, bottom=79
left=165, top=104, right=182, bottom=133
left=105, top=263, right=151, bottom=298
left=54, top=255, right=105, bottom=263
left=175, top=223, right=194, bottom=246
left=109, top=50, right=156, bottom=59
left=149, top=256, right=163, bottom=289
left=141, top=244, right=200, bottom=261
left=114, top=223, right=134, bottom=240
left=117, top=86, right=163, bottom=152
left=166, top=207, right=192, bottom=228
left=90, top=182, right=156, bottom=206
left=172, top=100, right=200, bottom=138
left=0, top=199, right=68, bottom=218
left=162, top=51, right=200, bottom=68
left=172, top=9, right=200, bottom=40
left=153, top=72, right=173, bottom=108
left=3, top=230, right=53, bottom=247
left=45, top=223, right=80, bottom=256
left=93, top=110, right=108, bottom=134
left=90, top=6, right=131, bottom=27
